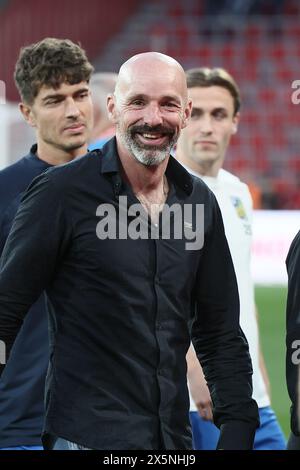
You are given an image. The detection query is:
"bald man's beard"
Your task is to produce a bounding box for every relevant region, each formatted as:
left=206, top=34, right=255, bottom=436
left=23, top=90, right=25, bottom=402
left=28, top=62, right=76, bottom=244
left=118, top=123, right=178, bottom=167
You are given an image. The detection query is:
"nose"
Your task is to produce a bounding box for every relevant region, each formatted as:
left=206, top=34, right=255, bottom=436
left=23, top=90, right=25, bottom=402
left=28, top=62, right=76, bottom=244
left=143, top=102, right=163, bottom=127
left=199, top=115, right=213, bottom=135
left=65, top=97, right=81, bottom=119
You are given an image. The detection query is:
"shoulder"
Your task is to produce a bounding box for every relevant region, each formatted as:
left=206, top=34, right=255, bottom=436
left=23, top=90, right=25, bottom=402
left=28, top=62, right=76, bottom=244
left=36, top=150, right=101, bottom=190
left=190, top=172, right=219, bottom=206
left=191, top=172, right=211, bottom=192
left=0, top=156, right=32, bottom=209
left=190, top=173, right=223, bottom=232
left=168, top=156, right=215, bottom=203
left=0, top=149, right=51, bottom=191
left=47, top=150, right=100, bottom=178
left=21, top=150, right=102, bottom=210
left=0, top=156, right=28, bottom=181
left=219, top=169, right=252, bottom=202
left=219, top=168, right=247, bottom=188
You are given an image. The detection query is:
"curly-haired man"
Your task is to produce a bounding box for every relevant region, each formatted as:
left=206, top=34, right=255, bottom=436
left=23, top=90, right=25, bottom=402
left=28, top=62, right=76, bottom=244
left=0, top=37, right=93, bottom=450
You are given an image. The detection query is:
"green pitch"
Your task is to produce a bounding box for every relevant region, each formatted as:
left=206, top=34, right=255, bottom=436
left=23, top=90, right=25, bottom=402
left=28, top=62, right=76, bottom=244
left=255, top=285, right=289, bottom=439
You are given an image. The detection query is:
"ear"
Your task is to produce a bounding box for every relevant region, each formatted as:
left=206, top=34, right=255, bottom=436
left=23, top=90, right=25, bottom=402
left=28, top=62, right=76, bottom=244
left=107, top=94, right=118, bottom=124
left=19, top=102, right=36, bottom=128
left=181, top=99, right=193, bottom=129
left=232, top=111, right=240, bottom=135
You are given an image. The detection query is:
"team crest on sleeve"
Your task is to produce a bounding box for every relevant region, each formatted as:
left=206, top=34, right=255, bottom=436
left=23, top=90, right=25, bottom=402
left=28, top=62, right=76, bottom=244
left=230, top=196, right=252, bottom=235
left=230, top=196, right=248, bottom=220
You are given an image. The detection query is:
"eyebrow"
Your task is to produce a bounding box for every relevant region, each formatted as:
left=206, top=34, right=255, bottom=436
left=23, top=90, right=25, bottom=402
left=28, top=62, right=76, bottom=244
left=161, top=95, right=182, bottom=105
left=125, top=93, right=146, bottom=102
left=212, top=107, right=228, bottom=113
left=192, top=106, right=228, bottom=113
left=42, top=87, right=89, bottom=102
left=126, top=93, right=181, bottom=104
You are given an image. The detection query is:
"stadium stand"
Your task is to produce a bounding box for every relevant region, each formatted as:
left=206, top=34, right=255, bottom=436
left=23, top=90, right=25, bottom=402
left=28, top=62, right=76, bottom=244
left=94, top=0, right=300, bottom=208
left=1, top=0, right=299, bottom=207
left=0, top=0, right=140, bottom=102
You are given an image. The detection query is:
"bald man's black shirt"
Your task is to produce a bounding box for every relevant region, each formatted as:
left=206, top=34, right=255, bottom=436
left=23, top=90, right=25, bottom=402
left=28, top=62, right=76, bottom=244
left=0, top=138, right=258, bottom=450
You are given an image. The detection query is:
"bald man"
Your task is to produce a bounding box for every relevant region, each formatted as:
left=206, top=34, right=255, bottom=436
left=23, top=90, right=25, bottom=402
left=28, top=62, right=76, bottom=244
left=0, top=52, right=259, bottom=450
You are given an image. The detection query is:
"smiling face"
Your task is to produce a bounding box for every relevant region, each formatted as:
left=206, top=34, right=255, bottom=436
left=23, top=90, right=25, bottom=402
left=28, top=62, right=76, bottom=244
left=107, top=54, right=192, bottom=167
left=176, top=85, right=239, bottom=176
left=20, top=81, right=93, bottom=157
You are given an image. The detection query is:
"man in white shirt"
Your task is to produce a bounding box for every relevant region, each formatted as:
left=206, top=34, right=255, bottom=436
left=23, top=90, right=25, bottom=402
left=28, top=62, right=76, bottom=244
left=176, top=67, right=286, bottom=450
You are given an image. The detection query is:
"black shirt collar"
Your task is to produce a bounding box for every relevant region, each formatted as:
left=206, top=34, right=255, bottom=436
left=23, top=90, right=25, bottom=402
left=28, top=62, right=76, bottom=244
left=100, top=137, right=193, bottom=196
left=30, top=144, right=38, bottom=156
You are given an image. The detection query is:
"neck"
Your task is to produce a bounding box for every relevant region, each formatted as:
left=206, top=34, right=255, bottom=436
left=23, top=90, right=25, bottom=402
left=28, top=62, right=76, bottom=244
left=176, top=148, right=221, bottom=178
left=117, top=142, right=169, bottom=195
left=36, top=139, right=88, bottom=166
